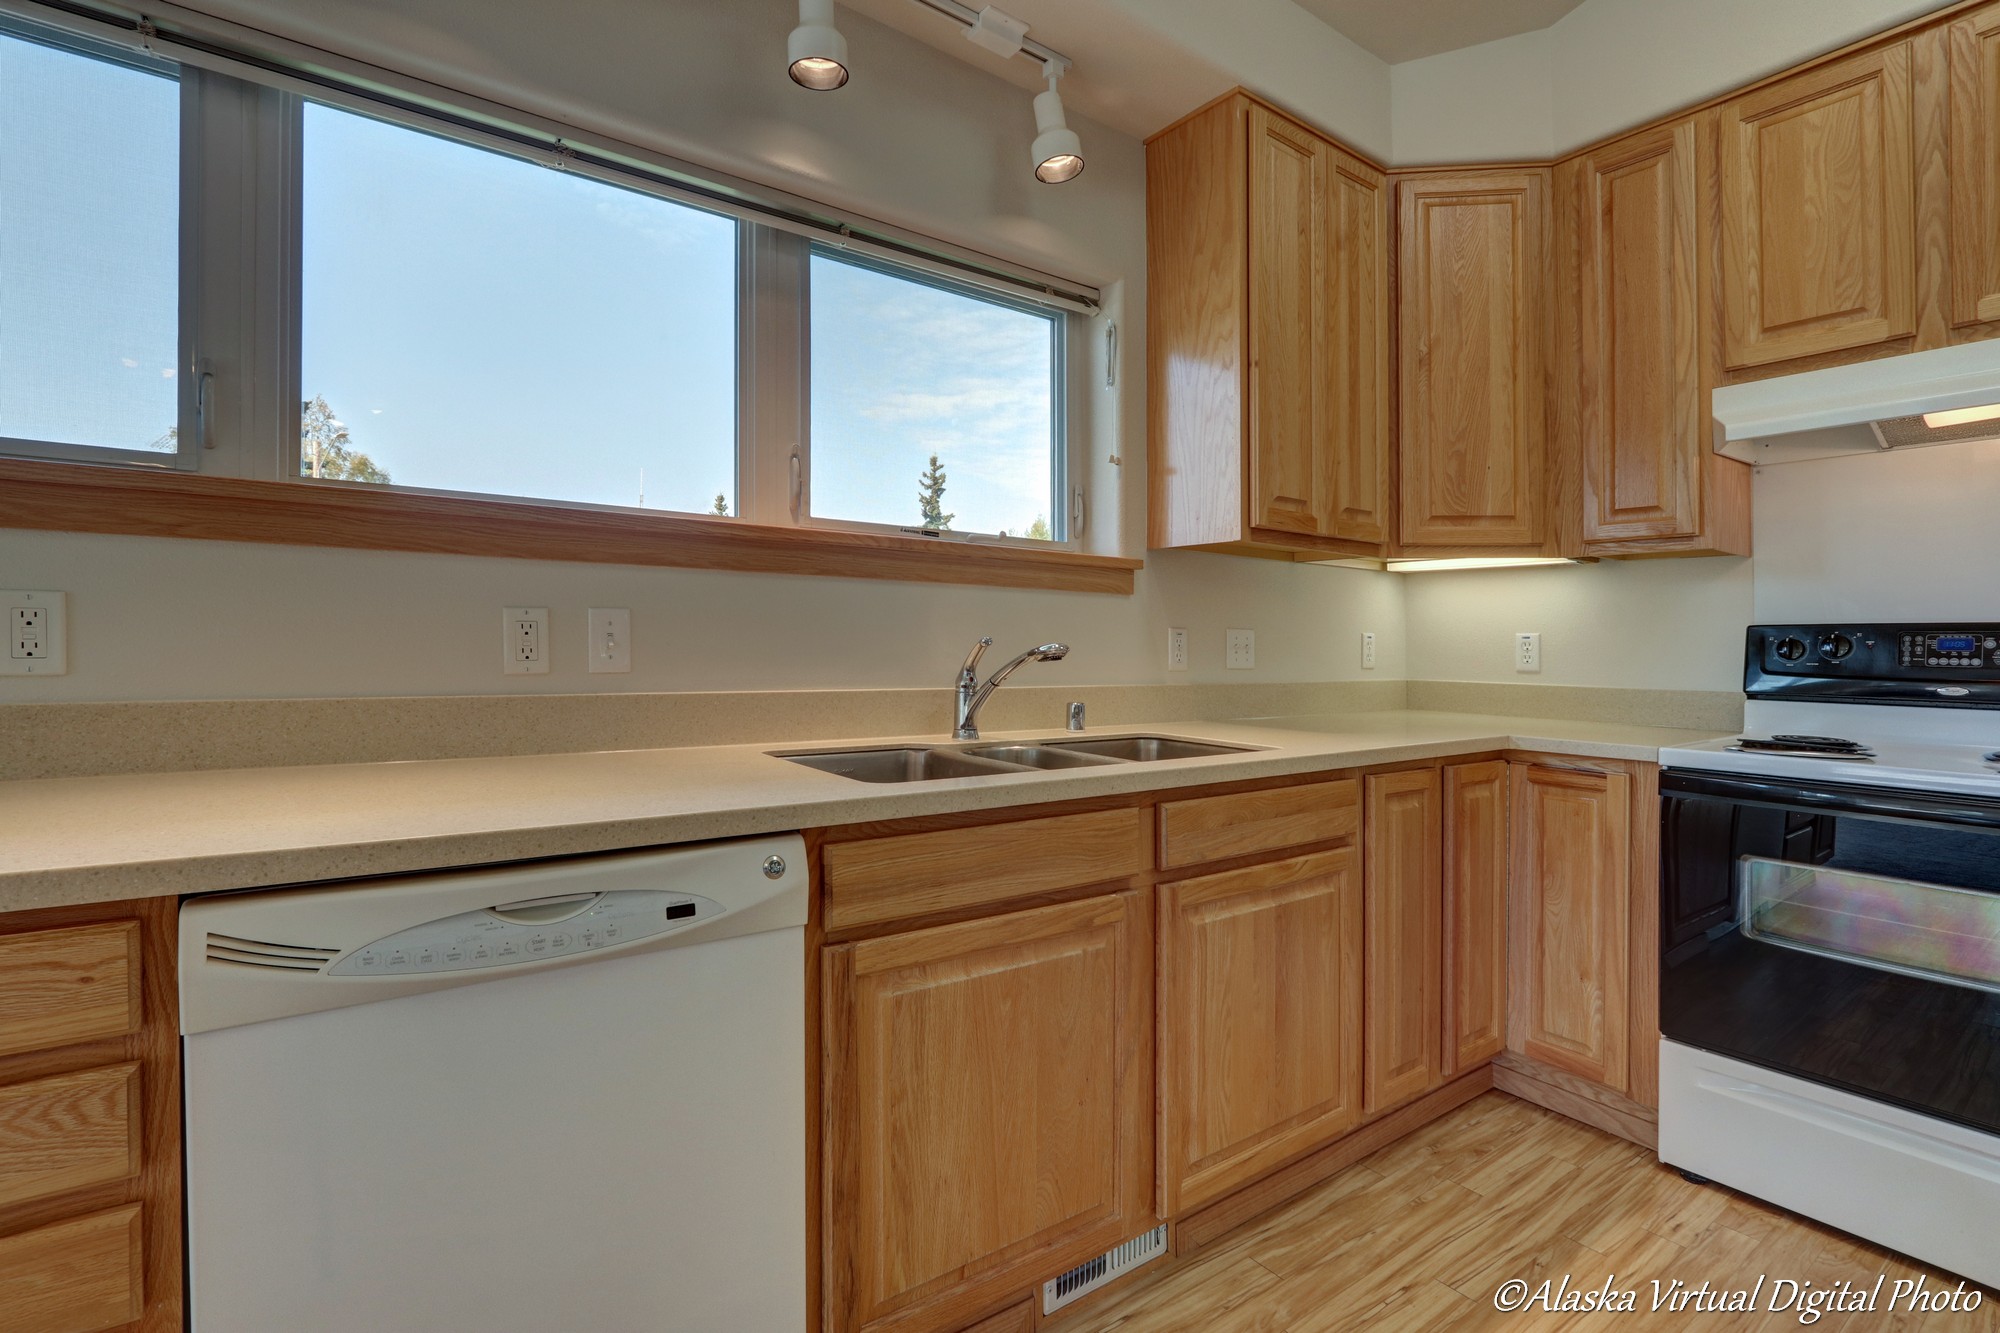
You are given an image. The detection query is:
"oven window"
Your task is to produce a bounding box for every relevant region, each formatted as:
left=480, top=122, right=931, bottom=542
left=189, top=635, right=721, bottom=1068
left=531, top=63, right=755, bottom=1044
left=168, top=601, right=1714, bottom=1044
left=1740, top=855, right=2000, bottom=994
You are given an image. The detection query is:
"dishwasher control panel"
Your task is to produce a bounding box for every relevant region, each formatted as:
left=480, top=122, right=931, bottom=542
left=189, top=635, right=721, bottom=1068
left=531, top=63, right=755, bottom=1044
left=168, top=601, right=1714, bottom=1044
left=328, top=890, right=722, bottom=977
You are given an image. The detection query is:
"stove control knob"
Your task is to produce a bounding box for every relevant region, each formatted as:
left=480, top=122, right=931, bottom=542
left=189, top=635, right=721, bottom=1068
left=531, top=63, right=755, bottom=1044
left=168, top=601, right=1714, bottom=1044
left=1775, top=636, right=1808, bottom=662
left=1818, top=633, right=1854, bottom=661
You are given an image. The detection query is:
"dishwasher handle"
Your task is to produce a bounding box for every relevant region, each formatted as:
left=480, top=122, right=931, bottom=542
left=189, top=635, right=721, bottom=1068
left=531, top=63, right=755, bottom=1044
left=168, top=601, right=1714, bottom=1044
left=488, top=892, right=604, bottom=925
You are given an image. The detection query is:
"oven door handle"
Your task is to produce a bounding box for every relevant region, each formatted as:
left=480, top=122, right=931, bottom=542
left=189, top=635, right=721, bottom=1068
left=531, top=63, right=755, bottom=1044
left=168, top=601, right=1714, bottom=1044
left=1661, top=769, right=2000, bottom=829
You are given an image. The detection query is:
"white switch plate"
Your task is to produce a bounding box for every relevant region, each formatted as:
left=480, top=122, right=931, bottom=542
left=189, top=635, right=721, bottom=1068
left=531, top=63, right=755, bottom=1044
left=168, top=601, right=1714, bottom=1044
left=1515, top=631, right=1542, bottom=674
left=1166, top=627, right=1189, bottom=672
left=587, top=608, right=632, bottom=674
left=1, top=590, right=66, bottom=676
left=504, top=607, right=549, bottom=675
left=1225, top=628, right=1255, bottom=670
left=1362, top=631, right=1377, bottom=670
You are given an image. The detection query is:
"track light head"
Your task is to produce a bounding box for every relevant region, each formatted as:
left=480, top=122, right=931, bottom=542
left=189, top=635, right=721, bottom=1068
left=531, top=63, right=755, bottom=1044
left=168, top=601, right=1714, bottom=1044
left=1030, top=65, right=1083, bottom=183
left=788, top=0, right=849, bottom=90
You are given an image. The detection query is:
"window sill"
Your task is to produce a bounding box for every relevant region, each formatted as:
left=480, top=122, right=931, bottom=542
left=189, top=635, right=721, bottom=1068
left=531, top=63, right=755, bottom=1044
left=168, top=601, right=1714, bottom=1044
left=0, top=459, right=1141, bottom=595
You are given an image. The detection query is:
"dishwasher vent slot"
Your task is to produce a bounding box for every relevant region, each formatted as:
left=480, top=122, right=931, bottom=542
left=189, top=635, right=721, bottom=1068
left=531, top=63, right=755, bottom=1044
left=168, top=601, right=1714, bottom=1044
left=1041, top=1223, right=1168, bottom=1315
left=205, top=933, right=340, bottom=972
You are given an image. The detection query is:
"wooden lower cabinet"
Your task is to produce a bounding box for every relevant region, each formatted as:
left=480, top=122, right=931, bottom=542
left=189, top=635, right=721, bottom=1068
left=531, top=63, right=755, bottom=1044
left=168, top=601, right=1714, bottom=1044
left=0, top=900, right=179, bottom=1333
left=1442, top=762, right=1509, bottom=1076
left=1508, top=761, right=1633, bottom=1092
left=1157, top=847, right=1363, bottom=1215
left=821, top=891, right=1154, bottom=1333
left=1363, top=769, right=1444, bottom=1113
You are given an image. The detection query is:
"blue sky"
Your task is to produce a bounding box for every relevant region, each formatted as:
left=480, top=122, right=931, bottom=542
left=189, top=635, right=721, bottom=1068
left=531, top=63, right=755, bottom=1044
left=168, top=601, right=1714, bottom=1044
left=2, top=25, right=1057, bottom=538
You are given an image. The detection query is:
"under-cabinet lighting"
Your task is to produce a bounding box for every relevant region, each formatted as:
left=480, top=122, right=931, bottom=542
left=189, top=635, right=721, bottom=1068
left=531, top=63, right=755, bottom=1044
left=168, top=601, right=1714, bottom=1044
left=1384, top=557, right=1581, bottom=574
left=1921, top=402, right=2000, bottom=429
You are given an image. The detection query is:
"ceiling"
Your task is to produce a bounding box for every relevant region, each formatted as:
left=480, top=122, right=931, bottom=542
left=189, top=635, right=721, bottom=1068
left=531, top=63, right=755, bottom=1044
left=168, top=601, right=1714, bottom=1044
left=1289, top=0, right=1591, bottom=62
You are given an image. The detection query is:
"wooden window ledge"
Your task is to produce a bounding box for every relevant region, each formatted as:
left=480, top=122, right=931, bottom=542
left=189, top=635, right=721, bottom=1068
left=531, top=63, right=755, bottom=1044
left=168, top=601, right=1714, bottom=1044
left=0, top=460, right=1140, bottom=594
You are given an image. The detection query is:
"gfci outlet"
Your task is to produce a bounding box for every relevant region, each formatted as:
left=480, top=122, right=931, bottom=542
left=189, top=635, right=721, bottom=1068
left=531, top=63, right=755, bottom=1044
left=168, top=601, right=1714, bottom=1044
left=0, top=590, right=67, bottom=676
left=1362, top=631, right=1377, bottom=670
left=1515, top=631, right=1543, bottom=674
left=1166, top=627, right=1189, bottom=672
left=1225, top=628, right=1255, bottom=670
left=504, top=607, right=550, bottom=676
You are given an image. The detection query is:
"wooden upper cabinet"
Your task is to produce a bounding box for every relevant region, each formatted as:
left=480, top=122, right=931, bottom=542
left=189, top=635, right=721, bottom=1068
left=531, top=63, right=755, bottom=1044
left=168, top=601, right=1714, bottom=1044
left=821, top=892, right=1153, bottom=1333
left=1508, top=762, right=1631, bottom=1093
left=1157, top=848, right=1363, bottom=1216
left=1718, top=43, right=1917, bottom=368
left=1148, top=93, right=1390, bottom=558
left=1396, top=172, right=1551, bottom=552
left=1363, top=769, right=1443, bottom=1113
left=1442, top=762, right=1508, bottom=1077
left=1949, top=5, right=2000, bottom=328
left=1565, top=122, right=1751, bottom=556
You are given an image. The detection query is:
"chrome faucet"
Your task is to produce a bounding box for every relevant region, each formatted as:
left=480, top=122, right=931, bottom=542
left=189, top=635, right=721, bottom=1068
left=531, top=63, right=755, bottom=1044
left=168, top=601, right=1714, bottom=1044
left=953, top=637, right=1070, bottom=740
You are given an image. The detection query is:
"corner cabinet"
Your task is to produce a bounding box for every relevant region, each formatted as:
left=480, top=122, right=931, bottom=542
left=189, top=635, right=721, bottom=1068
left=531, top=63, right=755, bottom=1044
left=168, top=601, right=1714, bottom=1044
left=1147, top=93, right=1392, bottom=558
left=1394, top=171, right=1557, bottom=554
left=1558, top=120, right=1751, bottom=556
left=821, top=891, right=1154, bottom=1333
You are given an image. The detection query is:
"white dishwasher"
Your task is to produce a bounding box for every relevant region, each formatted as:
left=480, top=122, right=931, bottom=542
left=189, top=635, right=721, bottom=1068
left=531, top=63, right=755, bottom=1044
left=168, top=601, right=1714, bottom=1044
left=180, top=834, right=807, bottom=1333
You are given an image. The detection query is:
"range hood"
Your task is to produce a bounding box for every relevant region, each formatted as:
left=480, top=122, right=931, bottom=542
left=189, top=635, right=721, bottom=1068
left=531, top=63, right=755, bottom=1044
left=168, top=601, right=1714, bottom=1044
left=1711, top=340, right=2000, bottom=464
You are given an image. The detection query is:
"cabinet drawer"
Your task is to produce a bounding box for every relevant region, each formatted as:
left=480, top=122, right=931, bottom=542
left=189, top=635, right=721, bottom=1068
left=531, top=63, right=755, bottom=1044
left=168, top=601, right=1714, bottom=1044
left=1158, top=780, right=1358, bottom=870
left=0, top=1204, right=144, bottom=1333
left=823, top=809, right=1148, bottom=932
left=0, top=924, right=142, bottom=1059
left=0, top=1065, right=142, bottom=1210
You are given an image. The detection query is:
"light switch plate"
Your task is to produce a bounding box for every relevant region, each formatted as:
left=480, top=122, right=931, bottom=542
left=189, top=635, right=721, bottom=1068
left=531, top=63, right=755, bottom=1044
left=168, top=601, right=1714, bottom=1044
left=1225, top=628, right=1255, bottom=670
left=1, top=590, right=67, bottom=676
left=587, top=608, right=631, bottom=673
left=504, top=607, right=549, bottom=675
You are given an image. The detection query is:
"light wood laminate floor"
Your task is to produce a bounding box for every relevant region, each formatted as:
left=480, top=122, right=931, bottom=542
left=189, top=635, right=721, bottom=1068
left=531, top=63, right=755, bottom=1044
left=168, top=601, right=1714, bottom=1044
left=1067, top=1091, right=1996, bottom=1331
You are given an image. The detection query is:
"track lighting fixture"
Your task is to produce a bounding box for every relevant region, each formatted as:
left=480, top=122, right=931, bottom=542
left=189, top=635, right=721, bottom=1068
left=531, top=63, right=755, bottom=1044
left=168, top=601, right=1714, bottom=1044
left=787, top=0, right=850, bottom=90
left=1029, top=63, right=1083, bottom=184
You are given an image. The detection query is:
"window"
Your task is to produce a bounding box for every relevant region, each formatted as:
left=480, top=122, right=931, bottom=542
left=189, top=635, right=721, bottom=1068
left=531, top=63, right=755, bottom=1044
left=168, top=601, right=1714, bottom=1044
left=0, top=27, right=179, bottom=461
left=808, top=250, right=1062, bottom=541
left=300, top=103, right=737, bottom=511
left=0, top=6, right=1120, bottom=590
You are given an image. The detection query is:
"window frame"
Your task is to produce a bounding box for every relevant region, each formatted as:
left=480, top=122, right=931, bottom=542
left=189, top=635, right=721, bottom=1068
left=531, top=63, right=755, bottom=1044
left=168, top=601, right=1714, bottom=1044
left=0, top=0, right=1128, bottom=592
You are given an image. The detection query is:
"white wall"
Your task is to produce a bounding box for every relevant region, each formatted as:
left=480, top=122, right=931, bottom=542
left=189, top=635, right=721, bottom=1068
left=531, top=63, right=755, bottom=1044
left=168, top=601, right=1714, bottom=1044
left=1751, top=441, right=2000, bottom=623
left=1390, top=0, right=1956, bottom=165
left=3, top=0, right=1407, bottom=703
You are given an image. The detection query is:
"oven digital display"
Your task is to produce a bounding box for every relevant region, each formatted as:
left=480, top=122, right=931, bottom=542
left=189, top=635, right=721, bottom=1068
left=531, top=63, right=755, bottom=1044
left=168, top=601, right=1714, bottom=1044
left=1935, top=635, right=1980, bottom=654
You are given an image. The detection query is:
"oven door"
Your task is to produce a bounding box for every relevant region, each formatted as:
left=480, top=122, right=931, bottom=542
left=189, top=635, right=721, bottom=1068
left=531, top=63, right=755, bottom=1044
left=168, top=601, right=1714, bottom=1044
left=1660, top=769, right=2000, bottom=1135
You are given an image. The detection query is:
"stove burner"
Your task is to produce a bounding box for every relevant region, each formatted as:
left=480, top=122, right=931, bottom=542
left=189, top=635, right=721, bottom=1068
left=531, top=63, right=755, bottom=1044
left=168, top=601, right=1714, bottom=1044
left=1733, top=734, right=1876, bottom=758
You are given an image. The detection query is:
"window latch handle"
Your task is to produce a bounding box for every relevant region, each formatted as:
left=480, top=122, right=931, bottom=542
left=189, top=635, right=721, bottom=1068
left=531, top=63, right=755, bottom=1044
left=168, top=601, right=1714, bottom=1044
left=195, top=364, right=217, bottom=450
left=789, top=448, right=802, bottom=521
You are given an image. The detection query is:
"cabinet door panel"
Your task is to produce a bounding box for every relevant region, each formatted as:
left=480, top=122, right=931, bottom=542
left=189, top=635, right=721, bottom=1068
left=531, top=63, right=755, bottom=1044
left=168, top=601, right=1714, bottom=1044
left=1719, top=45, right=1915, bottom=367
left=1364, top=769, right=1443, bottom=1113
left=1949, top=5, right=2000, bottom=326
left=1443, top=763, right=1508, bottom=1076
left=1579, top=123, right=1704, bottom=542
left=1397, top=174, right=1547, bottom=549
left=1158, top=849, right=1363, bottom=1215
left=1509, top=764, right=1631, bottom=1091
left=1324, top=150, right=1392, bottom=545
left=1248, top=106, right=1328, bottom=537
left=823, top=893, right=1152, bottom=1333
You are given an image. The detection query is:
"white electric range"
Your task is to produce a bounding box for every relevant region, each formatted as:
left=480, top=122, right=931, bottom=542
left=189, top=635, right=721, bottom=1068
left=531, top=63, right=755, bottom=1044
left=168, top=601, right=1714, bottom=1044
left=1655, top=623, right=2000, bottom=1290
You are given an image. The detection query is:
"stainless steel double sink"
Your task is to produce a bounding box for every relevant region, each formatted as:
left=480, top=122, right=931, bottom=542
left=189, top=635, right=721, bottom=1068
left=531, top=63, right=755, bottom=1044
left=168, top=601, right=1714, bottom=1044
left=777, top=735, right=1256, bottom=783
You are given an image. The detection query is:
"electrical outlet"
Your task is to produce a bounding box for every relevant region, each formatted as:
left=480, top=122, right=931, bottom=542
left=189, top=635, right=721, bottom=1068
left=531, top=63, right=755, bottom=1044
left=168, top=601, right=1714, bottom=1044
left=504, top=607, right=549, bottom=675
left=1166, top=627, right=1189, bottom=672
left=1515, top=631, right=1542, bottom=674
left=587, top=608, right=631, bottom=674
left=1362, top=631, right=1377, bottom=670
left=1225, top=628, right=1255, bottom=670
left=1, top=590, right=67, bottom=676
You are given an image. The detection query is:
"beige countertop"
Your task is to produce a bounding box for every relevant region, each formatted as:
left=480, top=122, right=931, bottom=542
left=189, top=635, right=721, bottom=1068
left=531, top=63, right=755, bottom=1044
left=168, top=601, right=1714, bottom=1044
left=0, top=710, right=1730, bottom=914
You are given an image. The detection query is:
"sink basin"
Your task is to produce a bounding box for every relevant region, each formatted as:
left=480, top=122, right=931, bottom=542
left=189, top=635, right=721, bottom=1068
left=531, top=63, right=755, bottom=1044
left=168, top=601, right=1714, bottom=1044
left=780, top=747, right=1029, bottom=783
left=1045, top=736, right=1254, bottom=762
left=963, top=744, right=1125, bottom=770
